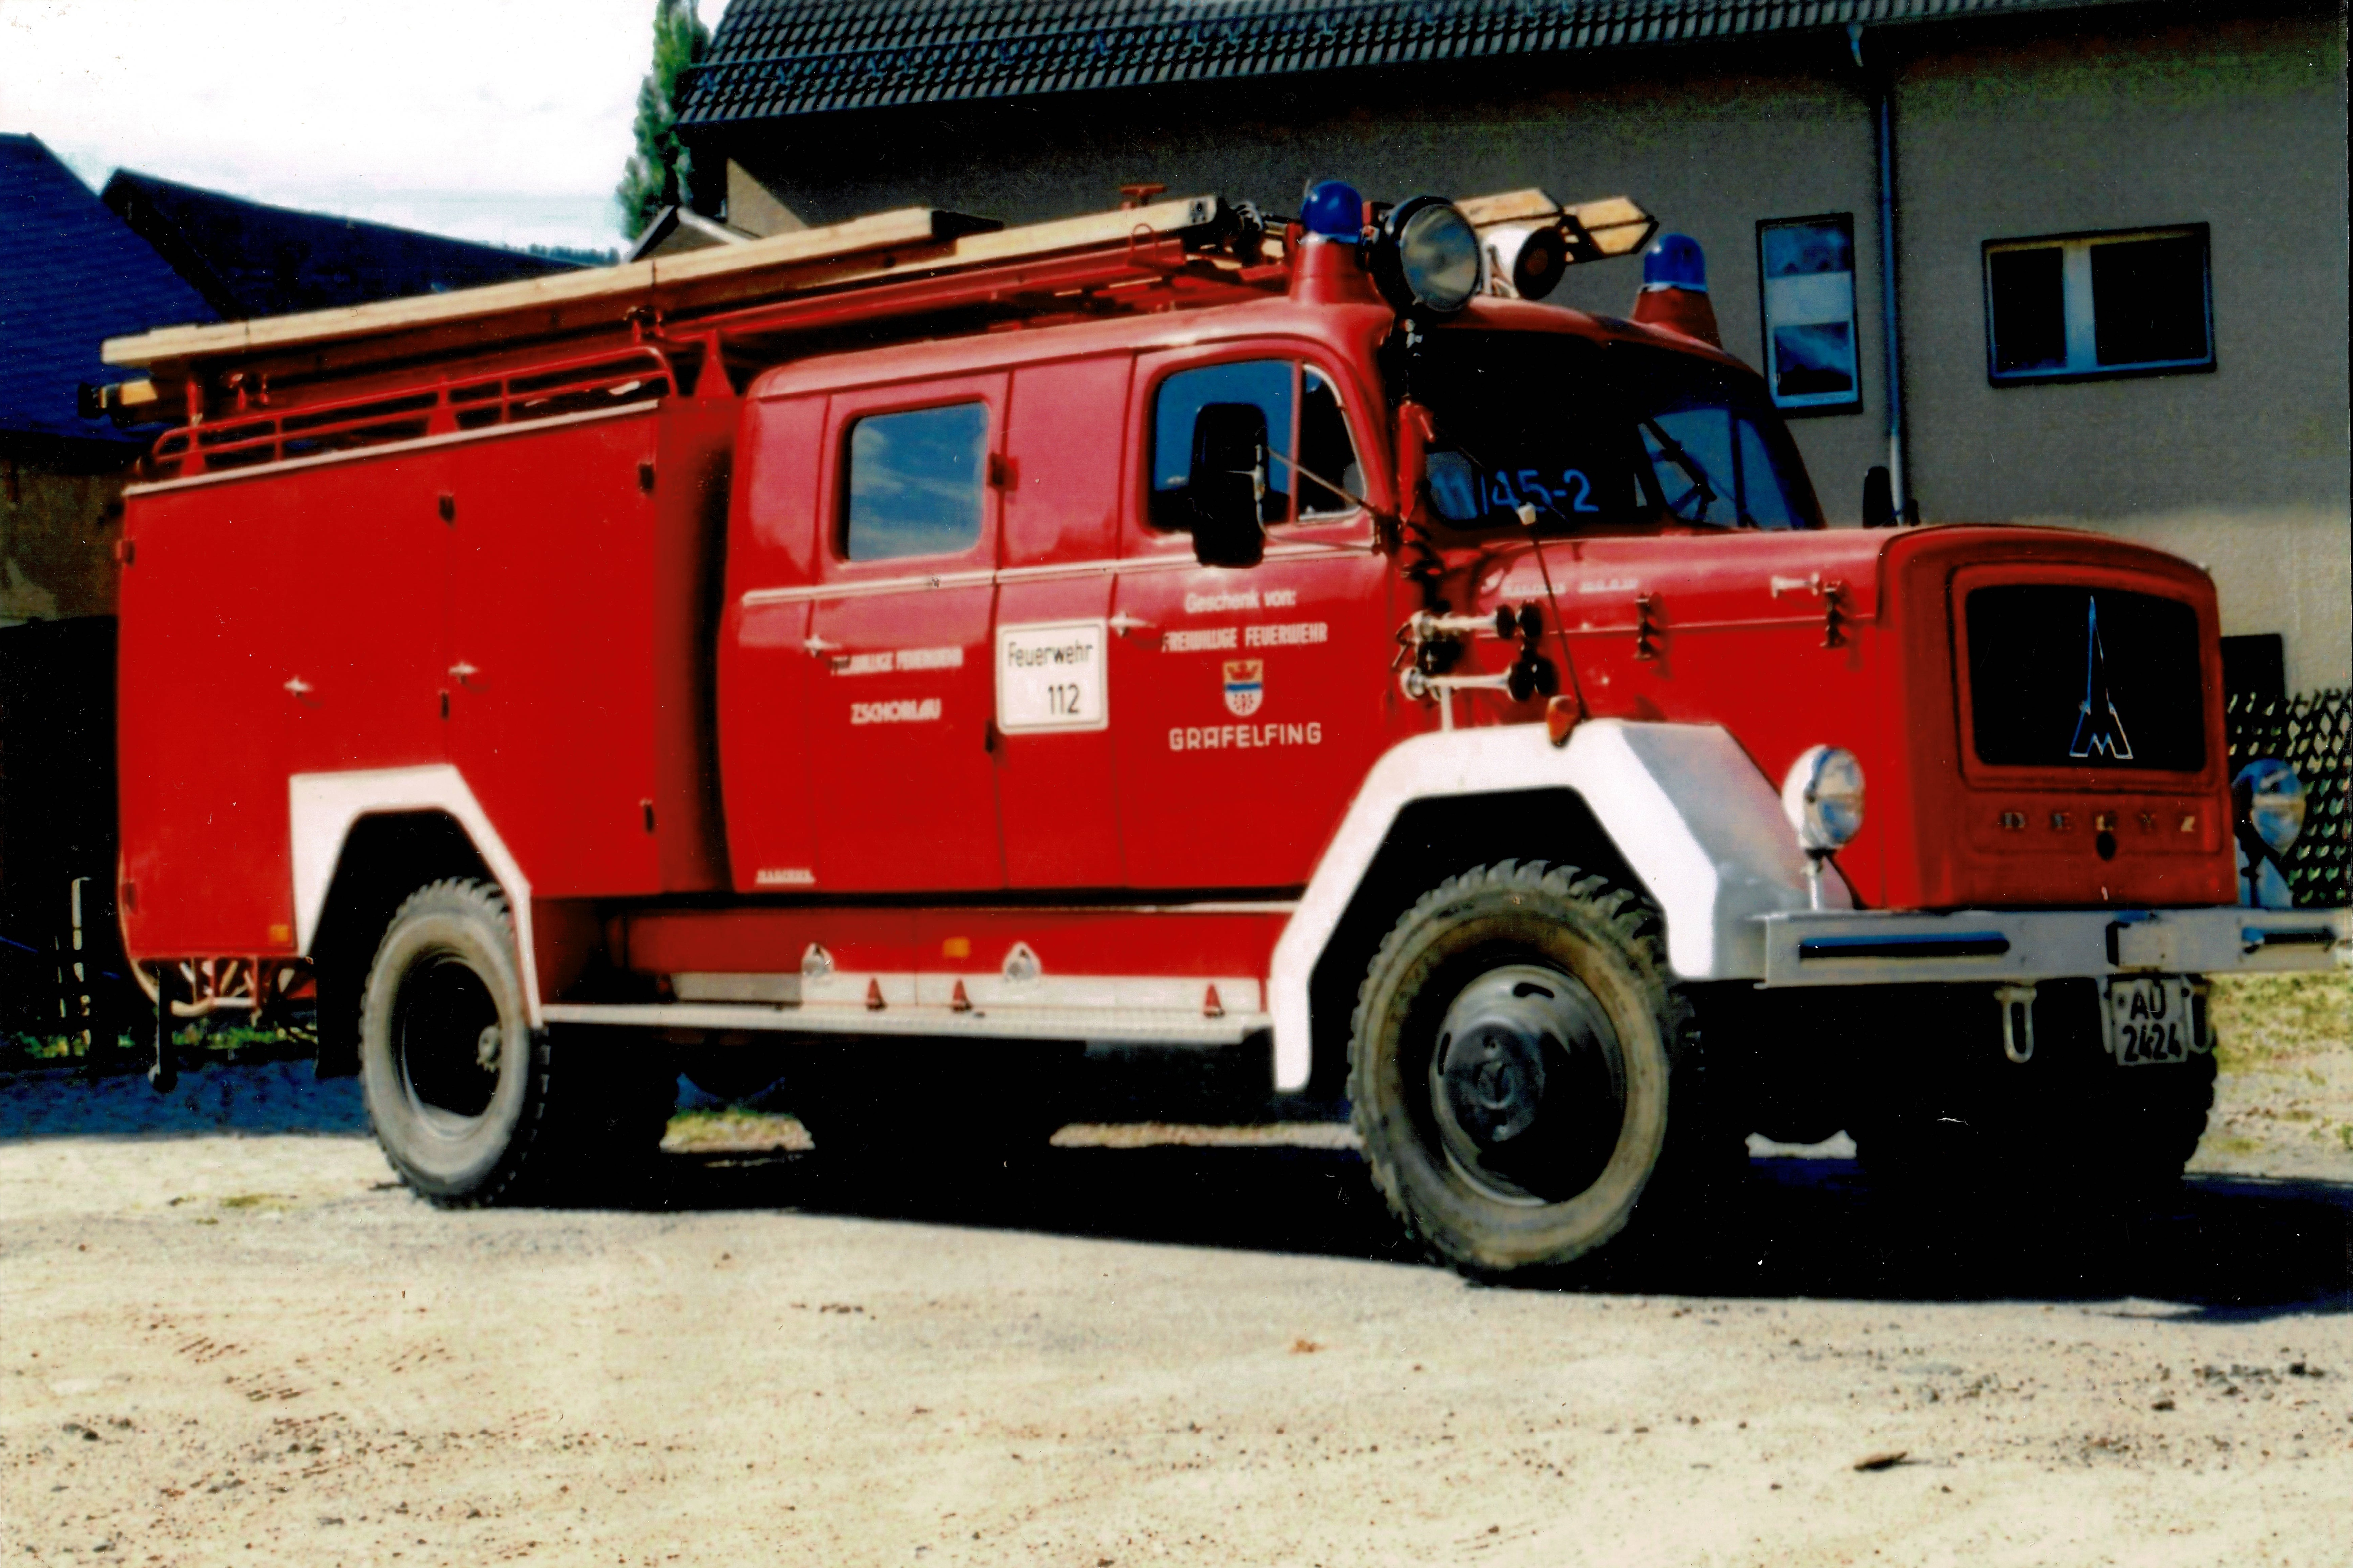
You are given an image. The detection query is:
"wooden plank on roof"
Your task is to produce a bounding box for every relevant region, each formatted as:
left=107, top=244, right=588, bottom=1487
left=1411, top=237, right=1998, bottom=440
left=1565, top=196, right=1657, bottom=258
left=1457, top=189, right=1563, bottom=228
left=944, top=194, right=1219, bottom=267
left=101, top=206, right=949, bottom=371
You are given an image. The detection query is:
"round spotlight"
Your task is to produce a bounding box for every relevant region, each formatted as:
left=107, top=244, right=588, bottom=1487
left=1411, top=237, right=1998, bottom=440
left=1371, top=195, right=1483, bottom=316
left=2232, top=758, right=2306, bottom=854
left=1781, top=745, right=1866, bottom=854
left=1484, top=222, right=1569, bottom=301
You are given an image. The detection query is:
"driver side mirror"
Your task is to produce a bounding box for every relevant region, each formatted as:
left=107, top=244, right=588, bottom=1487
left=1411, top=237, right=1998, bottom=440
left=1186, top=402, right=1269, bottom=568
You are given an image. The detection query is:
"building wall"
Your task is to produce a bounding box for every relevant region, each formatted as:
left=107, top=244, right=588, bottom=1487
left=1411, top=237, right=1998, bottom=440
left=0, top=441, right=129, bottom=625
left=1896, top=10, right=2349, bottom=692
left=717, top=3, right=2348, bottom=690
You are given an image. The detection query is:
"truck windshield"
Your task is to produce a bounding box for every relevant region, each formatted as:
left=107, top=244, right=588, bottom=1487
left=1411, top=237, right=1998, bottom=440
left=1408, top=331, right=1821, bottom=532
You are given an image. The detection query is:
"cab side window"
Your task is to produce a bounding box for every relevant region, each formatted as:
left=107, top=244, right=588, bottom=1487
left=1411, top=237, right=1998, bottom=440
left=843, top=402, right=988, bottom=561
left=1149, top=359, right=1360, bottom=532
left=1296, top=368, right=1362, bottom=518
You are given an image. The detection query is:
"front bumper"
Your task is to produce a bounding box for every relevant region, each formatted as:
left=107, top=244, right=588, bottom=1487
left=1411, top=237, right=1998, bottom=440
left=1756, top=904, right=2351, bottom=988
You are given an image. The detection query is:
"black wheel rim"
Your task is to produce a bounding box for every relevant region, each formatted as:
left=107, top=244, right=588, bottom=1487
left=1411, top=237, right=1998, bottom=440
left=1424, top=961, right=1628, bottom=1206
left=392, top=949, right=504, bottom=1135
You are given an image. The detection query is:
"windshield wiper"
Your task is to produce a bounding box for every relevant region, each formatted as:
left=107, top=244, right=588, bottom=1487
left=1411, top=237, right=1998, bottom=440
left=1639, top=417, right=1722, bottom=522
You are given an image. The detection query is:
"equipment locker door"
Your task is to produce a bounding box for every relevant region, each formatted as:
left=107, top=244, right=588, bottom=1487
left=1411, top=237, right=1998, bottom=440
left=444, top=409, right=666, bottom=896
left=1109, top=350, right=1396, bottom=891
left=806, top=375, right=1007, bottom=892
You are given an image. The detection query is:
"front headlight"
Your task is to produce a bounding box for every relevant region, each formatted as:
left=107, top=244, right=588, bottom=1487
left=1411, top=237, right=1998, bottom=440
left=1781, top=745, right=1866, bottom=854
left=2233, top=758, right=2306, bottom=853
left=1371, top=196, right=1483, bottom=316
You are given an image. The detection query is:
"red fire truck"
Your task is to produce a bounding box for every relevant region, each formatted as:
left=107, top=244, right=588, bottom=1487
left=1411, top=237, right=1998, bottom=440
left=103, top=183, right=2346, bottom=1276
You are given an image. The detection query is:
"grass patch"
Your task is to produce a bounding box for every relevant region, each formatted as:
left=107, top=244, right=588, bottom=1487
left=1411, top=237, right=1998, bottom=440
left=1, top=1019, right=314, bottom=1077
left=661, top=1107, right=811, bottom=1154
left=2208, top=971, right=2351, bottom=1071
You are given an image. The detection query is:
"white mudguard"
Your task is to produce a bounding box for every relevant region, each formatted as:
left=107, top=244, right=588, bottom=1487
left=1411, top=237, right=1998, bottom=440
left=287, top=765, right=543, bottom=1027
left=1268, top=720, right=1838, bottom=1091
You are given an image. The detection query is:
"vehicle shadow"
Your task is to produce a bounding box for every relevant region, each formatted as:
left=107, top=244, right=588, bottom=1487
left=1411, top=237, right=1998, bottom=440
left=648, top=1141, right=2353, bottom=1320
left=6, top=1061, right=2343, bottom=1319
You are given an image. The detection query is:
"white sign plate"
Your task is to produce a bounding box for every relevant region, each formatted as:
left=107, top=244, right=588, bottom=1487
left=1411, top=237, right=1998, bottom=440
left=996, top=620, right=1108, bottom=734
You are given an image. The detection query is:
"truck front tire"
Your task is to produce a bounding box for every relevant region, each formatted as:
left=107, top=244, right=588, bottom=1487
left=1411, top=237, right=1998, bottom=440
left=1349, top=861, right=1721, bottom=1277
left=360, top=878, right=669, bottom=1206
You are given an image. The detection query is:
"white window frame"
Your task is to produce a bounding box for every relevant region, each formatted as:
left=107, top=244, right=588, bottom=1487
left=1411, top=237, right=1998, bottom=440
left=1755, top=214, right=1862, bottom=415
left=1982, top=224, right=2214, bottom=385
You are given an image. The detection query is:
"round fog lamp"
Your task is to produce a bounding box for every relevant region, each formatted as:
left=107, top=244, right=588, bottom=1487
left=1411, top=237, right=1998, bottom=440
left=1781, top=745, right=1866, bottom=854
left=2233, top=758, right=2306, bottom=854
left=1372, top=195, right=1483, bottom=316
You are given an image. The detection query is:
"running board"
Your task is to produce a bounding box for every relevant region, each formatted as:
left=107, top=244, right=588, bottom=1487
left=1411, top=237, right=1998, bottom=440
left=540, top=1000, right=1269, bottom=1048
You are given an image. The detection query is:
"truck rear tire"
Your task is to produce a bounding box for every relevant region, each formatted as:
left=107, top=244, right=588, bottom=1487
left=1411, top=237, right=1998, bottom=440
left=1349, top=861, right=1724, bottom=1278
left=360, top=879, right=669, bottom=1206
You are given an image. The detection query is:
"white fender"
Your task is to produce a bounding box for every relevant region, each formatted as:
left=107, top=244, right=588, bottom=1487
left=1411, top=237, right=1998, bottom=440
left=1267, top=720, right=1848, bottom=1090
left=287, top=765, right=541, bottom=1027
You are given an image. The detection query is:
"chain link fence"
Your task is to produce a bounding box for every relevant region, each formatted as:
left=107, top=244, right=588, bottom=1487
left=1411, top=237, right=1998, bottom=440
left=2227, top=688, right=2350, bottom=909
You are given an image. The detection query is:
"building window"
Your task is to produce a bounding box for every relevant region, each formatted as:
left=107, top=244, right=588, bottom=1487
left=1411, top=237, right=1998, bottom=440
left=1983, top=225, right=2213, bottom=383
left=843, top=402, right=988, bottom=561
left=1756, top=215, right=1861, bottom=414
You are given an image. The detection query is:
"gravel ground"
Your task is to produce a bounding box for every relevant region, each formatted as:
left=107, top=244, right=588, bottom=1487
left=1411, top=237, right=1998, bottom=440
left=2, top=975, right=2346, bottom=1566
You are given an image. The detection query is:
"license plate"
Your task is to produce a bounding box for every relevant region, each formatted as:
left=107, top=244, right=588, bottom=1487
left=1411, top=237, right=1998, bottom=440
left=2104, top=975, right=2197, bottom=1066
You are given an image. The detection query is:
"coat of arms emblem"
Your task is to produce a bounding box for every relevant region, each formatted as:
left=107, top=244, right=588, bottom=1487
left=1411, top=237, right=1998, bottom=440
left=1222, top=659, right=1265, bottom=717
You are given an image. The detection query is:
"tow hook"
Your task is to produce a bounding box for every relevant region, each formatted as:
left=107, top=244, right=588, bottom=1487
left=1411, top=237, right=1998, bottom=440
left=1995, top=983, right=2037, bottom=1064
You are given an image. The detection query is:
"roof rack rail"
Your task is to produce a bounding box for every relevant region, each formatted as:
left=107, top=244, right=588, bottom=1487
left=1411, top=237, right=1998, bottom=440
left=104, top=194, right=1249, bottom=395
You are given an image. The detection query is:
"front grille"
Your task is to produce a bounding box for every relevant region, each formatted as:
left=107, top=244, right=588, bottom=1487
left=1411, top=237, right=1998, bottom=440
left=1965, top=584, right=2204, bottom=772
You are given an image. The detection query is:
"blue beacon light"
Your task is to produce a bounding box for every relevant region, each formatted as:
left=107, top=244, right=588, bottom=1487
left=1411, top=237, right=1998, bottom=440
left=1642, top=232, right=1708, bottom=292
left=1301, top=181, right=1365, bottom=242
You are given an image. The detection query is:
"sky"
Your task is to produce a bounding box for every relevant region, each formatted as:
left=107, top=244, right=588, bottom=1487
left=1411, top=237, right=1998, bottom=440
left=0, top=0, right=728, bottom=254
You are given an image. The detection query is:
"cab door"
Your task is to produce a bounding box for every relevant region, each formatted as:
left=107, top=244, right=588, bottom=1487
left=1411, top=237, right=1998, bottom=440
left=717, top=391, right=827, bottom=894
left=806, top=376, right=1007, bottom=892
left=1109, top=350, right=1398, bottom=891
left=994, top=355, right=1130, bottom=889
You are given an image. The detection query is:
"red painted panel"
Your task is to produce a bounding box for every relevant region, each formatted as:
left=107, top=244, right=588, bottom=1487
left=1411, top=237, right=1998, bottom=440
left=908, top=908, right=1283, bottom=977
left=996, top=354, right=1130, bottom=888
left=805, top=374, right=1007, bottom=892
left=718, top=393, right=827, bottom=893
left=618, top=904, right=1283, bottom=979
left=445, top=412, right=666, bottom=896
left=619, top=906, right=915, bottom=977
left=281, top=453, right=449, bottom=777
left=647, top=401, right=738, bottom=892
left=1111, top=345, right=1402, bottom=891
left=116, top=480, right=298, bottom=958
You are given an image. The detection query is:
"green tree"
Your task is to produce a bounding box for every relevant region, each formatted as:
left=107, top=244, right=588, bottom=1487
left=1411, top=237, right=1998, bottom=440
left=615, top=0, right=714, bottom=240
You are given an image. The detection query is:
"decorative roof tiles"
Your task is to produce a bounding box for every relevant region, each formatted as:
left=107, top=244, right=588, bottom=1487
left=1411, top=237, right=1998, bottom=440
left=680, top=0, right=2132, bottom=124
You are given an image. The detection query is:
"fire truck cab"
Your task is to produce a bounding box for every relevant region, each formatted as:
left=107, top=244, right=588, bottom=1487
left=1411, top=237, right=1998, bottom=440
left=103, top=184, right=2349, bottom=1277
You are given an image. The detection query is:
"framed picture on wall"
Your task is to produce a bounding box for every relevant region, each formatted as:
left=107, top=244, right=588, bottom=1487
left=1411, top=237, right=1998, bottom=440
left=1757, top=215, right=1862, bottom=414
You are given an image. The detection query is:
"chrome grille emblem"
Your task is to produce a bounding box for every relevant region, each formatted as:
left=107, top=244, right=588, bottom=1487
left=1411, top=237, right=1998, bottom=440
left=2067, top=597, right=2135, bottom=761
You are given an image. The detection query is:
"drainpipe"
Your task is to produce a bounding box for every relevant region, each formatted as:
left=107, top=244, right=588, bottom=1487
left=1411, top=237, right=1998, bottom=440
left=1850, top=23, right=1913, bottom=523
